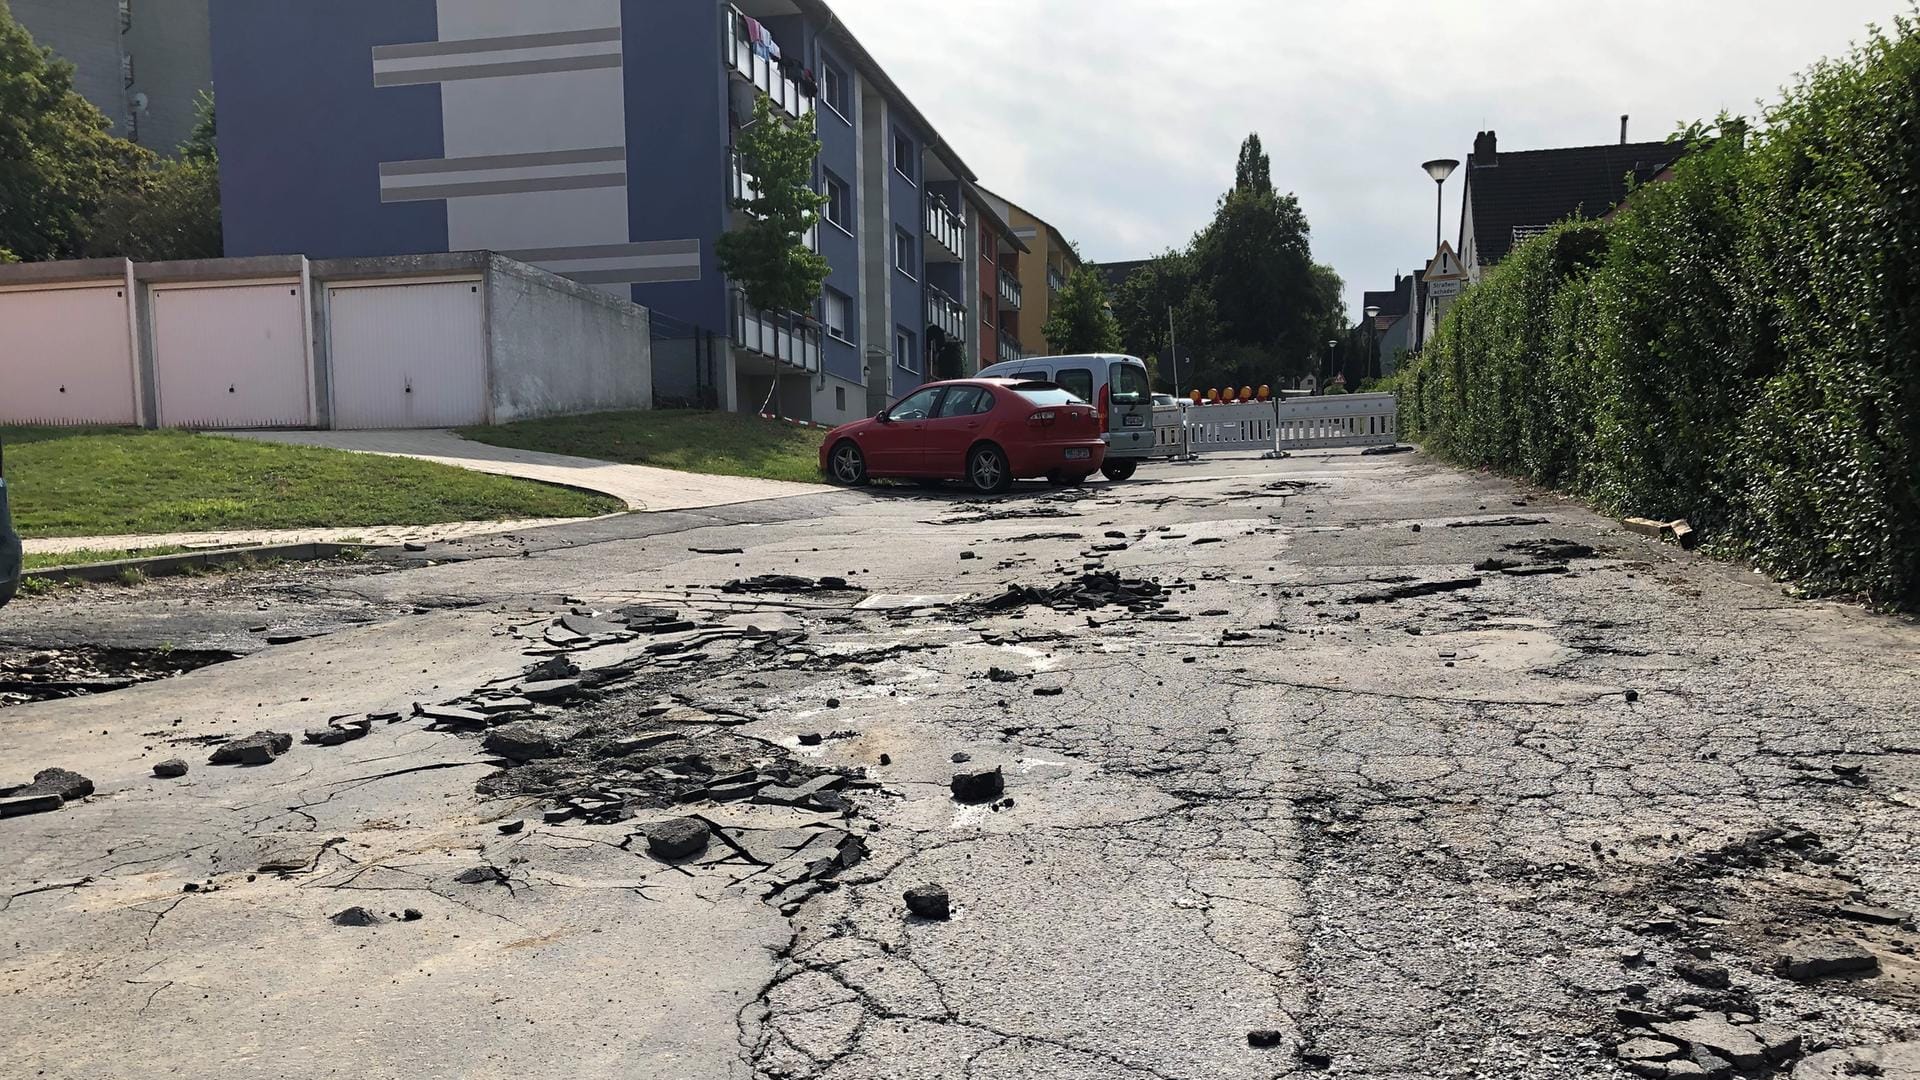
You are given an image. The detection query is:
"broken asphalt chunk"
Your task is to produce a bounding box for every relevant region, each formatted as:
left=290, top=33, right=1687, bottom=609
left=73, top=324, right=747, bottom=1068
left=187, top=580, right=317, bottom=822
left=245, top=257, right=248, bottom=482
left=1833, top=902, right=1911, bottom=926
left=414, top=703, right=490, bottom=728
left=303, top=717, right=373, bottom=747
left=454, top=866, right=507, bottom=886
left=330, top=906, right=380, bottom=926
left=1247, top=1031, right=1285, bottom=1049
left=1775, top=939, right=1879, bottom=981
left=208, top=731, right=293, bottom=766
left=0, top=793, right=63, bottom=817
left=950, top=766, right=1005, bottom=804
left=152, top=758, right=189, bottom=779
left=1344, top=577, right=1482, bottom=605
left=1649, top=1015, right=1766, bottom=1071
left=15, top=768, right=94, bottom=802
left=905, top=883, right=951, bottom=920
left=483, top=724, right=562, bottom=764
left=646, top=816, right=711, bottom=860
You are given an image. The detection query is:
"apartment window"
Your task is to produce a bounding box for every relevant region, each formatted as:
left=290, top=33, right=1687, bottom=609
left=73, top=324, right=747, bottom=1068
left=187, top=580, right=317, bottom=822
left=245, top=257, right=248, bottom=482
left=981, top=291, right=993, bottom=317
left=891, top=128, right=915, bottom=184
left=824, top=288, right=851, bottom=342
left=835, top=386, right=847, bottom=412
left=821, top=62, right=848, bottom=119
left=893, top=227, right=915, bottom=278
left=824, top=171, right=851, bottom=233
left=895, top=327, right=918, bottom=374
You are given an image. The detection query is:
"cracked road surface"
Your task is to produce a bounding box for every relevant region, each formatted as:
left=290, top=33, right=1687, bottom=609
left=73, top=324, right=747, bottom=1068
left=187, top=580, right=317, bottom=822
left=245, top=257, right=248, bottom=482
left=3, top=449, right=1918, bottom=1079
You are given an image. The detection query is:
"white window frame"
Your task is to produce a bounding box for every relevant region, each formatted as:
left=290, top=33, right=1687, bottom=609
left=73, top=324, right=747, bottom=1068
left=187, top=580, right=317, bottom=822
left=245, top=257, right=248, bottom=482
left=823, top=288, right=852, bottom=342
left=824, top=171, right=853, bottom=236
left=821, top=62, right=849, bottom=123
left=893, top=227, right=916, bottom=280
left=892, top=127, right=916, bottom=185
left=895, top=327, right=918, bottom=374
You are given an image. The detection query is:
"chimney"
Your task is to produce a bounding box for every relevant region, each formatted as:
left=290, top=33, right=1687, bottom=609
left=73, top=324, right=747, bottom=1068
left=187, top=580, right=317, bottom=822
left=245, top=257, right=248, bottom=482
left=1621, top=115, right=1629, bottom=144
left=1473, top=130, right=1497, bottom=166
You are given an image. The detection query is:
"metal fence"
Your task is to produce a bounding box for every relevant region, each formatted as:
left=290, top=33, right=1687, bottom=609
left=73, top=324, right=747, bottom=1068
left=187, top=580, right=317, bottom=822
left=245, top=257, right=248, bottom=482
left=649, top=309, right=721, bottom=410
left=1149, top=393, right=1399, bottom=459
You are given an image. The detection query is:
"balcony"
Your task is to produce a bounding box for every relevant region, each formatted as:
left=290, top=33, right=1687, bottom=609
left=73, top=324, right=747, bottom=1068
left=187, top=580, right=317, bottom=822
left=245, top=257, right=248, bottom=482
left=999, top=268, right=1023, bottom=311
left=926, top=285, right=967, bottom=344
left=728, top=148, right=816, bottom=251
left=1048, top=266, right=1067, bottom=292
left=732, top=288, right=822, bottom=373
left=924, top=194, right=964, bottom=262
left=998, top=328, right=1023, bottom=363
left=725, top=5, right=813, bottom=121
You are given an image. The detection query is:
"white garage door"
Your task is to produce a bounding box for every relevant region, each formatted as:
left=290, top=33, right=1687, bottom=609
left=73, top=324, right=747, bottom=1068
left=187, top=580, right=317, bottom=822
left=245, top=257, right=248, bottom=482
left=326, top=281, right=488, bottom=429
left=153, top=281, right=313, bottom=429
left=0, top=283, right=139, bottom=426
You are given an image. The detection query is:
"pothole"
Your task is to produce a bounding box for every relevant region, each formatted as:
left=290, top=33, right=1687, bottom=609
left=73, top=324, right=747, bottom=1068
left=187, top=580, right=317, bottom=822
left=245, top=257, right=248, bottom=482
left=0, top=645, right=241, bottom=708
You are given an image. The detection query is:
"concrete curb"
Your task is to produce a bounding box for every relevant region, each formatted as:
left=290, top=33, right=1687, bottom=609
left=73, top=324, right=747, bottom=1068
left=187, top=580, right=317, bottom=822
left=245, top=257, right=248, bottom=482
left=23, top=542, right=365, bottom=584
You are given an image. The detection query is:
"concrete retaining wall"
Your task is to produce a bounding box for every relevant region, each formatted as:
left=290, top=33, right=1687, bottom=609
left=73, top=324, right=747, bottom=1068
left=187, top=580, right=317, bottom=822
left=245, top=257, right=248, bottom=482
left=485, top=256, right=651, bottom=425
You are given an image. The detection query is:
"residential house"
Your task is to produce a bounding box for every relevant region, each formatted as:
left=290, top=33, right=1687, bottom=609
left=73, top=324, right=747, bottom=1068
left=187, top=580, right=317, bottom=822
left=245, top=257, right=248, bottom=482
left=976, top=189, right=1081, bottom=357
left=1358, top=272, right=1418, bottom=379
left=13, top=0, right=213, bottom=154
left=1457, top=130, right=1688, bottom=283
left=210, top=0, right=1014, bottom=426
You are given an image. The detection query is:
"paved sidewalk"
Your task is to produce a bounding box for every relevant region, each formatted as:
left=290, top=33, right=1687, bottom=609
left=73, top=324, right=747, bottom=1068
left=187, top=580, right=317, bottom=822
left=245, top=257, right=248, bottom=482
left=225, top=429, right=833, bottom=512
left=20, top=515, right=604, bottom=557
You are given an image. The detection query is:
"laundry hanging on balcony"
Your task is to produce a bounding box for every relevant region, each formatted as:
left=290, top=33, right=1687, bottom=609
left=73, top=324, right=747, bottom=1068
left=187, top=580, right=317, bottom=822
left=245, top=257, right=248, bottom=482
left=743, top=15, right=781, bottom=61
left=780, top=57, right=817, bottom=96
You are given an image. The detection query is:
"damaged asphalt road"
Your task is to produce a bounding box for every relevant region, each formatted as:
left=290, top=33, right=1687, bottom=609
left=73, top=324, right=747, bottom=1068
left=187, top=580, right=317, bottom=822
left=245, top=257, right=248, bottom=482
left=2, top=450, right=1919, bottom=1080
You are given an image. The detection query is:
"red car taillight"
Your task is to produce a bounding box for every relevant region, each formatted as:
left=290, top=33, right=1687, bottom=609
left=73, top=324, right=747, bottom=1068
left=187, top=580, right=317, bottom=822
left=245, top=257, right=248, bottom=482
left=1098, top=385, right=1110, bottom=430
left=1028, top=409, right=1057, bottom=427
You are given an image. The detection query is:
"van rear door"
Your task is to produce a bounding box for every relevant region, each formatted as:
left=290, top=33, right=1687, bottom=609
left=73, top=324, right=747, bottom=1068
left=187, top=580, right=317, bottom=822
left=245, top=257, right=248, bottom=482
left=1104, top=359, right=1154, bottom=458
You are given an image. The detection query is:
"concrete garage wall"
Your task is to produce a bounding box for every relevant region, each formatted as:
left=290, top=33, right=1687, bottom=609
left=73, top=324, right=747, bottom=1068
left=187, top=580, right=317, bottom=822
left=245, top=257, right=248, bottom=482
left=484, top=256, right=651, bottom=425
left=0, top=251, right=653, bottom=431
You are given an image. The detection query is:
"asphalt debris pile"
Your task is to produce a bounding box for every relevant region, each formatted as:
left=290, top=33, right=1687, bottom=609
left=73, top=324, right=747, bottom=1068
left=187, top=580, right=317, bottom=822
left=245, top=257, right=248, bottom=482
left=0, top=645, right=240, bottom=708
left=0, top=767, right=96, bottom=818
left=1474, top=537, right=1604, bottom=576
left=972, top=570, right=1181, bottom=616
left=304, top=716, right=373, bottom=747
left=721, top=575, right=861, bottom=595
left=1609, top=1007, right=1805, bottom=1079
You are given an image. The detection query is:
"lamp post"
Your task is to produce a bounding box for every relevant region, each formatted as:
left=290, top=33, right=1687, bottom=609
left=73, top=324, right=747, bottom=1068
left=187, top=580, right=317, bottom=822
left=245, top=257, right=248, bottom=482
left=1363, top=304, right=1381, bottom=382
left=1325, top=339, right=1338, bottom=393
left=1415, top=158, right=1460, bottom=354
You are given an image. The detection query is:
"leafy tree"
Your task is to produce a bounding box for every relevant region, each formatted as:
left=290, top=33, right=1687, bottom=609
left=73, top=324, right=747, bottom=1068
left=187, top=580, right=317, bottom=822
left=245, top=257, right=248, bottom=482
left=1112, top=250, right=1218, bottom=390
left=0, top=0, right=151, bottom=261
left=86, top=90, right=222, bottom=260
left=1191, top=182, right=1319, bottom=375
left=1234, top=132, right=1271, bottom=194
left=717, top=96, right=829, bottom=315
left=1043, top=266, right=1121, bottom=354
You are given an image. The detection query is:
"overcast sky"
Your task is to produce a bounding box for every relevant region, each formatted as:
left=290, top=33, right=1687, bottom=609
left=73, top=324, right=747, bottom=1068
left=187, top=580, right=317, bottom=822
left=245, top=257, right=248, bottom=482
left=828, top=0, right=1912, bottom=318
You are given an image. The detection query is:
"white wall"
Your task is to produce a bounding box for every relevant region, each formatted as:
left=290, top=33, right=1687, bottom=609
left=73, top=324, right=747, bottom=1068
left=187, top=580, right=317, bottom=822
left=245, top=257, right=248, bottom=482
left=485, top=257, right=650, bottom=423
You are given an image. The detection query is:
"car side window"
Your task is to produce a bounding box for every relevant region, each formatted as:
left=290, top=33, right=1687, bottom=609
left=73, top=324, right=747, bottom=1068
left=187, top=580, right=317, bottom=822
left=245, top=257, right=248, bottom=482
left=973, top=388, right=1000, bottom=415
left=888, top=387, right=942, bottom=421
left=935, top=387, right=985, bottom=417
left=1056, top=368, right=1094, bottom=402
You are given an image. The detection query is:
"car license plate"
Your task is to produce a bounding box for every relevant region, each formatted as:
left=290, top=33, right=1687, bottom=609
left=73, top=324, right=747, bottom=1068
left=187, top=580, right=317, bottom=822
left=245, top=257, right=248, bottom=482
left=1122, top=414, right=1145, bottom=427
left=1064, top=448, right=1091, bottom=461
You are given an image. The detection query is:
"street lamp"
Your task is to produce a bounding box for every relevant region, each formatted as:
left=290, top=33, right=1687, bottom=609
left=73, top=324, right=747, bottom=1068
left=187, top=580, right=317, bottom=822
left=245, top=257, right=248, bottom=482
left=1363, top=304, right=1381, bottom=382
left=1421, top=158, right=1460, bottom=255
left=1326, top=338, right=1338, bottom=393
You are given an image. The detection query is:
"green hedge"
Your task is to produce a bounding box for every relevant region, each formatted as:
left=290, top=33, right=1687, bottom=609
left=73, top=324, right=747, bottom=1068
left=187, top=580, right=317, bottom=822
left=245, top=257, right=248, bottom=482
left=1403, top=17, right=1920, bottom=608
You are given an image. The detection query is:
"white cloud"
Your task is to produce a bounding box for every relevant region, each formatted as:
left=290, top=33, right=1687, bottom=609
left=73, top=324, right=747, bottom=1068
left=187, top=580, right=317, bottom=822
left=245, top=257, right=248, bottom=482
left=828, top=0, right=1912, bottom=315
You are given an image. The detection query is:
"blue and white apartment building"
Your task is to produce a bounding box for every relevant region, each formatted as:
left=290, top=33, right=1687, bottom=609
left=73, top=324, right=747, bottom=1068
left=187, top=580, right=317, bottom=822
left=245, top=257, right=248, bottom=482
left=212, top=0, right=1032, bottom=426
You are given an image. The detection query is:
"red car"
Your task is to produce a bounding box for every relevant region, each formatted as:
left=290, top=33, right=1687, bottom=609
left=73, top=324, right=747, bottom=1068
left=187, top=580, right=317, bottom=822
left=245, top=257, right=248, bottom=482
left=819, top=379, right=1108, bottom=494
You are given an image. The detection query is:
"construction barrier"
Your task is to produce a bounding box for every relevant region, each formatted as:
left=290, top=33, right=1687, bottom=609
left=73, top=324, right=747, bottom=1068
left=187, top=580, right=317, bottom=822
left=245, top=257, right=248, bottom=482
left=1149, top=393, right=1399, bottom=459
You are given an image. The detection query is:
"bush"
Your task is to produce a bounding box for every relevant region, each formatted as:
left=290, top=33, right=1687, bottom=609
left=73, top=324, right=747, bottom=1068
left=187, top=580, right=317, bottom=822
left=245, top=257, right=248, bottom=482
left=1401, top=16, right=1920, bottom=607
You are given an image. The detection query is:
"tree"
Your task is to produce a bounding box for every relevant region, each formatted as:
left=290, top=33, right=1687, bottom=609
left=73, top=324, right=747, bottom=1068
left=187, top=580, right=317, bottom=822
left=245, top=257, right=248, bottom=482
left=0, top=0, right=151, bottom=261
left=1111, top=250, right=1218, bottom=390
left=1234, top=132, right=1271, bottom=194
left=716, top=96, right=829, bottom=315
left=1043, top=266, right=1122, bottom=355
left=86, top=91, right=222, bottom=260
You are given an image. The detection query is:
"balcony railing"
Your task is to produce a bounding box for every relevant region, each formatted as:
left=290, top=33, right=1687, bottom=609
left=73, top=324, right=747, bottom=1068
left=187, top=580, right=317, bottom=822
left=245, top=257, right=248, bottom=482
left=926, top=285, right=967, bottom=344
left=1048, top=266, right=1067, bottom=292
left=999, top=269, right=1023, bottom=311
left=732, top=288, right=822, bottom=373
left=998, top=328, right=1023, bottom=363
left=925, top=194, right=964, bottom=261
left=728, top=148, right=816, bottom=251
left=725, top=5, right=813, bottom=121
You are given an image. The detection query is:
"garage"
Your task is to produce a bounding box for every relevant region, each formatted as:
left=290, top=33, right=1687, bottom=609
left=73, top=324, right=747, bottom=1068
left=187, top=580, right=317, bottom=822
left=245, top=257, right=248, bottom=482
left=325, top=279, right=488, bottom=429
left=152, top=280, right=314, bottom=429
left=0, top=281, right=140, bottom=426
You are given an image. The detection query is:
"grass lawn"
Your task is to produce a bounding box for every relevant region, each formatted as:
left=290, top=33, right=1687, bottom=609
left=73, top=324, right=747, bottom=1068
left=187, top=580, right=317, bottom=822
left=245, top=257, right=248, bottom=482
left=0, top=427, right=624, bottom=538
left=460, top=410, right=829, bottom=485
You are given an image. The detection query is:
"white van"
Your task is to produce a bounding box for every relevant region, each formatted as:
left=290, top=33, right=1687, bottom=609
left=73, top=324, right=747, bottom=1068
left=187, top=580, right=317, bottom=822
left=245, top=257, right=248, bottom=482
left=975, top=353, right=1154, bottom=480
